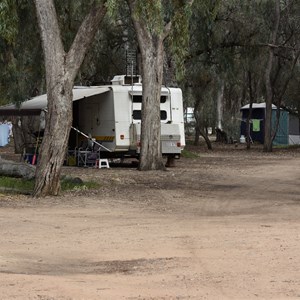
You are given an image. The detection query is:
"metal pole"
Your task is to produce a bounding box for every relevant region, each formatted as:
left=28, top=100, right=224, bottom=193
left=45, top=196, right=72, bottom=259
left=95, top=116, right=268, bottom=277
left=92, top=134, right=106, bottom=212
left=71, top=127, right=112, bottom=152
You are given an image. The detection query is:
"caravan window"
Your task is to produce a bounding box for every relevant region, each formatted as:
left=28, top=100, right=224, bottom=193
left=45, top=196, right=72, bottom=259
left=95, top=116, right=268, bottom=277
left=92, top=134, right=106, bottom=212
left=132, top=110, right=142, bottom=120
left=133, top=110, right=167, bottom=120
left=132, top=95, right=167, bottom=103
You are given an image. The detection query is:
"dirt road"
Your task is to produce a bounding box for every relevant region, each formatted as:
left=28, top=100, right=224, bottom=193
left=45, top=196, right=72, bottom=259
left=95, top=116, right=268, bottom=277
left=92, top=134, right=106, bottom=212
left=0, top=145, right=300, bottom=299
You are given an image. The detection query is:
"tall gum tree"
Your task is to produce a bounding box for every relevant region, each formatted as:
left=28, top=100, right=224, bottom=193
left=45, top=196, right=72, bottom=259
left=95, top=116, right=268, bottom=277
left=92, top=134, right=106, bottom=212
left=33, top=0, right=107, bottom=197
left=264, top=0, right=280, bottom=152
left=126, top=0, right=193, bottom=171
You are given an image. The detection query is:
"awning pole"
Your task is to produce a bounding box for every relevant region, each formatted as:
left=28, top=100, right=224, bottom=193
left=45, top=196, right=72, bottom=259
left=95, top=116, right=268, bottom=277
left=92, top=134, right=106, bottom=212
left=71, top=126, right=112, bottom=152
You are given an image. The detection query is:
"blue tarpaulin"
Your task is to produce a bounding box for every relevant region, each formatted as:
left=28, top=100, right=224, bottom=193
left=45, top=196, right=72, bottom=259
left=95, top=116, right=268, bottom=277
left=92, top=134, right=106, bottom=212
left=0, top=123, right=10, bottom=147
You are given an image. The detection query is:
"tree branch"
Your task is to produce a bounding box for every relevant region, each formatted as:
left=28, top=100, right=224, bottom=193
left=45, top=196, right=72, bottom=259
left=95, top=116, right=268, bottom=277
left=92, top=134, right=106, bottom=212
left=162, top=0, right=194, bottom=42
left=126, top=0, right=151, bottom=55
left=34, top=0, right=65, bottom=80
left=66, top=1, right=107, bottom=82
left=257, top=43, right=299, bottom=51
left=162, top=21, right=172, bottom=41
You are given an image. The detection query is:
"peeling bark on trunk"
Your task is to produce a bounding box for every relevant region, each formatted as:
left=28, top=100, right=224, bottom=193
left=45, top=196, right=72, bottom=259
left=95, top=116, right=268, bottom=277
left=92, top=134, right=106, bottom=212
left=139, top=43, right=165, bottom=170
left=127, top=1, right=167, bottom=171
left=33, top=81, right=73, bottom=196
left=33, top=0, right=107, bottom=196
left=127, top=0, right=193, bottom=170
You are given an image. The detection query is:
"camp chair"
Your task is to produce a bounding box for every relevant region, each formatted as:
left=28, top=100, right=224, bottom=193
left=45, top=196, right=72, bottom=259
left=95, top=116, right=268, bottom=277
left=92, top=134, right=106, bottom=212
left=85, top=143, right=101, bottom=167
left=76, top=139, right=91, bottom=167
left=77, top=140, right=100, bottom=167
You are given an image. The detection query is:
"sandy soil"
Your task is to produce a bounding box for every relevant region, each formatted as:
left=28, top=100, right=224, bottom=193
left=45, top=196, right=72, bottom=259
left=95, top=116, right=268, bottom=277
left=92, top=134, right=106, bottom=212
left=0, top=144, right=300, bottom=299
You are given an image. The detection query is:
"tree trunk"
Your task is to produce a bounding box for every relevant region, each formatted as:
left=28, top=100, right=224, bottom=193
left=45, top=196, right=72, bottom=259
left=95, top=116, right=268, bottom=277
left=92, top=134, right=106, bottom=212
left=200, top=130, right=212, bottom=150
left=194, top=123, right=212, bottom=150
left=264, top=74, right=273, bottom=152
left=246, top=103, right=253, bottom=150
left=33, top=79, right=73, bottom=196
left=127, top=0, right=194, bottom=170
left=127, top=1, right=167, bottom=171
left=138, top=42, right=165, bottom=170
left=216, top=80, right=224, bottom=131
left=12, top=116, right=40, bottom=154
left=264, top=0, right=280, bottom=152
left=246, top=72, right=254, bottom=150
left=194, top=126, right=200, bottom=146
left=12, top=117, right=23, bottom=154
left=33, top=0, right=107, bottom=196
left=271, top=51, right=300, bottom=142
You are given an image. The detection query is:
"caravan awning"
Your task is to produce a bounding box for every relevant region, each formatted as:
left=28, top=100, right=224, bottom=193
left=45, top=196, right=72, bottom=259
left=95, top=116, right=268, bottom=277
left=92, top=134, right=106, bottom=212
left=0, top=86, right=111, bottom=116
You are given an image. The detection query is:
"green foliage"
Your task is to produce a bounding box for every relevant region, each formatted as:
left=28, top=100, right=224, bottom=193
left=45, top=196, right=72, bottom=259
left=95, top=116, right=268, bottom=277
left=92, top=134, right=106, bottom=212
left=1, top=0, right=125, bottom=104
left=181, top=149, right=199, bottom=158
left=79, top=0, right=131, bottom=84
left=0, top=176, right=100, bottom=195
left=187, top=67, right=217, bottom=131
left=222, top=110, right=240, bottom=141
left=168, top=1, right=192, bottom=80
left=134, top=0, right=163, bottom=35
left=183, top=0, right=300, bottom=143
left=61, top=177, right=100, bottom=191
left=0, top=0, right=44, bottom=105
left=273, top=144, right=300, bottom=150
left=106, top=0, right=122, bottom=17
left=0, top=0, right=18, bottom=45
left=0, top=0, right=299, bottom=136
left=55, top=0, right=94, bottom=51
left=0, top=176, right=34, bottom=194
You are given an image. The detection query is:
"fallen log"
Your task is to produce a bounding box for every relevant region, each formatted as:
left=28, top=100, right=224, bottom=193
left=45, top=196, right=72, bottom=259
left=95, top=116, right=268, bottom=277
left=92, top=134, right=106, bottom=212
left=0, top=157, right=35, bottom=180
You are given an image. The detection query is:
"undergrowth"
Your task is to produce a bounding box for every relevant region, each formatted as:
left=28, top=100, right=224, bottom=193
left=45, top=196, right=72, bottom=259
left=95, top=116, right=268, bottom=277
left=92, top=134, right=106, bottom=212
left=181, top=149, right=199, bottom=158
left=273, top=144, right=300, bottom=149
left=0, top=176, right=100, bottom=195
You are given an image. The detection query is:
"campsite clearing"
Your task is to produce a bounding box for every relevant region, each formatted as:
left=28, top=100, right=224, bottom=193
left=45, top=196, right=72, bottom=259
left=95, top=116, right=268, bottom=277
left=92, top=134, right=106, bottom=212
left=0, top=144, right=300, bottom=299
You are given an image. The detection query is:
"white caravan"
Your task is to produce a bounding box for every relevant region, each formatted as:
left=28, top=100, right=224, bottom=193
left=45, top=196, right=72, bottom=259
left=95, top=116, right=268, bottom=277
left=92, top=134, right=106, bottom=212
left=0, top=75, right=185, bottom=160
left=72, top=75, right=185, bottom=159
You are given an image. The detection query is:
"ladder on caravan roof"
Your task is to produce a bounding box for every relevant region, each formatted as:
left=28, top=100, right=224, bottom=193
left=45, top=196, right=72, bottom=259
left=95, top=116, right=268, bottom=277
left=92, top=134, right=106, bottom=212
left=126, top=48, right=137, bottom=76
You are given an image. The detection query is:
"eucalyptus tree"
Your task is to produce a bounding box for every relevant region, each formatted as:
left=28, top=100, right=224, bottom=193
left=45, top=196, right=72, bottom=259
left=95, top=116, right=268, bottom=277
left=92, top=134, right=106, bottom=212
left=80, top=3, right=134, bottom=84
left=185, top=0, right=261, bottom=144
left=263, top=0, right=281, bottom=152
left=54, top=0, right=131, bottom=84
left=0, top=1, right=45, bottom=153
left=284, top=66, right=300, bottom=126
left=261, top=0, right=300, bottom=151
left=0, top=0, right=43, bottom=104
left=189, top=70, right=214, bottom=149
left=33, top=0, right=108, bottom=197
left=185, top=0, right=300, bottom=150
left=126, top=0, right=193, bottom=170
